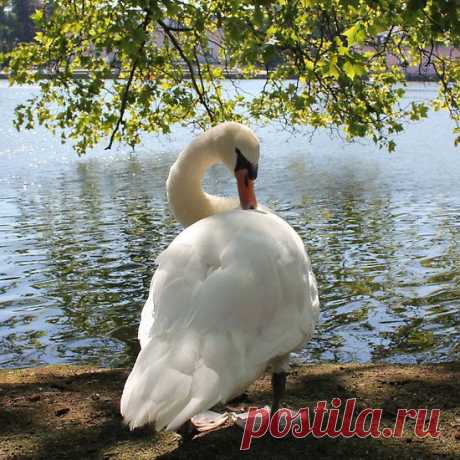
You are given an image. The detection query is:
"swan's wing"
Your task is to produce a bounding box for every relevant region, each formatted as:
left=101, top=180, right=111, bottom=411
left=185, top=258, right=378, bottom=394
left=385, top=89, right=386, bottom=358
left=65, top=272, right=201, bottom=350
left=138, top=205, right=274, bottom=349
left=138, top=279, right=155, bottom=348
left=121, top=210, right=319, bottom=431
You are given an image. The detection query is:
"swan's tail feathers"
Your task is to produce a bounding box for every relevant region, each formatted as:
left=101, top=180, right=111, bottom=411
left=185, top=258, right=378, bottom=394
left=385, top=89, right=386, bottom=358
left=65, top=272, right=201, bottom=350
left=120, top=330, right=256, bottom=432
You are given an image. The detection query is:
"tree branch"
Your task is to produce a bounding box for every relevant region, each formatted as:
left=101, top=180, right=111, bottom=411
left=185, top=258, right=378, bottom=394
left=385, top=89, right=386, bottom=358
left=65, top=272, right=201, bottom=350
left=105, top=9, right=152, bottom=150
left=158, top=18, right=215, bottom=122
left=160, top=21, right=193, bottom=32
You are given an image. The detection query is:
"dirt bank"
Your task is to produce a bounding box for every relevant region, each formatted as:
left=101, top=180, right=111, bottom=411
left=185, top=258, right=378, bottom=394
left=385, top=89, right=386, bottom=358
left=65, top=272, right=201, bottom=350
left=1, top=362, right=459, bottom=459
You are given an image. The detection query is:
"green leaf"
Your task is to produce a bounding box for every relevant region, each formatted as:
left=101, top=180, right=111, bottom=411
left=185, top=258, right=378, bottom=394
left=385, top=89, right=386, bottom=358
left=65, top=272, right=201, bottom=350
left=343, top=24, right=366, bottom=45
left=343, top=61, right=365, bottom=79
left=4, top=0, right=460, bottom=153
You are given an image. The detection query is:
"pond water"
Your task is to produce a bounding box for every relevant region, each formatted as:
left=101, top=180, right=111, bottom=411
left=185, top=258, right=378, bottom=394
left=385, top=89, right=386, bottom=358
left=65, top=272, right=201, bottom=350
left=0, top=81, right=459, bottom=369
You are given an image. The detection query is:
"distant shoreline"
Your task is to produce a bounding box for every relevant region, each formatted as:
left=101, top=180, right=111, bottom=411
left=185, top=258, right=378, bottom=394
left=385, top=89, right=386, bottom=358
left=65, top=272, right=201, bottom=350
left=0, top=71, right=439, bottom=82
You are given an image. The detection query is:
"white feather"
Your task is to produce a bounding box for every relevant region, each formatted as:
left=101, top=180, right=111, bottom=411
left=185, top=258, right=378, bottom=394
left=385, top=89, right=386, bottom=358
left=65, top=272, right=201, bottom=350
left=121, top=122, right=320, bottom=432
left=121, top=210, right=319, bottom=430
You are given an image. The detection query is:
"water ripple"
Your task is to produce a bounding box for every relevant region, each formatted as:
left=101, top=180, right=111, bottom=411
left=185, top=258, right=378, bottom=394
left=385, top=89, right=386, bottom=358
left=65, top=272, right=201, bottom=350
left=0, top=81, right=460, bottom=367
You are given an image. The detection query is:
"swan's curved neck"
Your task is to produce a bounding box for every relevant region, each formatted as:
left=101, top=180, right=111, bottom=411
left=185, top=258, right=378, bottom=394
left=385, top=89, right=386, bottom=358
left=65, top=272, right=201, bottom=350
left=166, top=142, right=235, bottom=227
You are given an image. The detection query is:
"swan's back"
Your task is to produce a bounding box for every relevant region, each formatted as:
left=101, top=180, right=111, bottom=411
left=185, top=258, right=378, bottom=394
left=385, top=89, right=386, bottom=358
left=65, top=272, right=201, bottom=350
left=121, top=210, right=319, bottom=431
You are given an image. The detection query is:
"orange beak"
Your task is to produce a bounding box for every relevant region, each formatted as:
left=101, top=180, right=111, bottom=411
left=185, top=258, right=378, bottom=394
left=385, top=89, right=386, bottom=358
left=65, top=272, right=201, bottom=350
left=235, top=169, right=257, bottom=210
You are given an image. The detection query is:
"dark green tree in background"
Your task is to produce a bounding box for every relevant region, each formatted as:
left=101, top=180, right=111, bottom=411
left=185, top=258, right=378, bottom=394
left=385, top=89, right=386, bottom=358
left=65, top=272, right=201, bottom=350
left=3, top=0, right=460, bottom=154
left=12, top=0, right=38, bottom=42
left=0, top=0, right=41, bottom=51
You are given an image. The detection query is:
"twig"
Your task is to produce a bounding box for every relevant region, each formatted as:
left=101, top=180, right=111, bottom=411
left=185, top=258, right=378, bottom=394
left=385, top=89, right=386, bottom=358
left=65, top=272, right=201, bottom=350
left=158, top=18, right=215, bottom=122
left=159, top=20, right=193, bottom=32
left=105, top=9, right=152, bottom=150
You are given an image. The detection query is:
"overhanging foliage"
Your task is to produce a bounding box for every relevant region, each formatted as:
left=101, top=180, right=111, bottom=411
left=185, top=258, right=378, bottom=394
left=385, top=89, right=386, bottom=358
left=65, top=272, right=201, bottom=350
left=3, top=0, right=460, bottom=153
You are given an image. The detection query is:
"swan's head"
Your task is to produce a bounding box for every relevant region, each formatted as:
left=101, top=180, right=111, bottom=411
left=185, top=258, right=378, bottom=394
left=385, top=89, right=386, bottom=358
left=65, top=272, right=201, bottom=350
left=214, top=122, right=260, bottom=210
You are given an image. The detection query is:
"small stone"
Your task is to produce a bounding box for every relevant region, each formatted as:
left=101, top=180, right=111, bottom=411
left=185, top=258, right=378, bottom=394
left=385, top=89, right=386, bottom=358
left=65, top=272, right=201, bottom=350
left=29, top=395, right=40, bottom=402
left=55, top=408, right=70, bottom=417
left=454, top=431, right=460, bottom=441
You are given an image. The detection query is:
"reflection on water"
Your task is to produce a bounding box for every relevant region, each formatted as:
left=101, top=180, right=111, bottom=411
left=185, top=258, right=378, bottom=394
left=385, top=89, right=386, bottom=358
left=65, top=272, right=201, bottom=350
left=0, top=81, right=459, bottom=368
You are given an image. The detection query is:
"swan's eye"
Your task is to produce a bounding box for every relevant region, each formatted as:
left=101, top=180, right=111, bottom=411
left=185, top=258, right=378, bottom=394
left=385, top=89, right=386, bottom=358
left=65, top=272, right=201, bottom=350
left=235, top=148, right=258, bottom=180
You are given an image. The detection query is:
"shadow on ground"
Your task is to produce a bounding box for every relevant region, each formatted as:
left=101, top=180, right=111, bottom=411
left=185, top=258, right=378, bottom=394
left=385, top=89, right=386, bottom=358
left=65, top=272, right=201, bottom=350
left=0, top=363, right=459, bottom=459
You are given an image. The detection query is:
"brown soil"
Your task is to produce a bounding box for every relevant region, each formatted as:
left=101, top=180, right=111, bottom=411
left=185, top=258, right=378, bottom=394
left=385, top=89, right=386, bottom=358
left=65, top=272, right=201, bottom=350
left=0, top=362, right=459, bottom=459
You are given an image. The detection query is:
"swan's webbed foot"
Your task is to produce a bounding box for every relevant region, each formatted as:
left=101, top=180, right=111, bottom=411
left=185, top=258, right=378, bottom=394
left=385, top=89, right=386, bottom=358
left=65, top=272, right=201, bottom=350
left=177, top=411, right=229, bottom=442
left=191, top=411, right=229, bottom=432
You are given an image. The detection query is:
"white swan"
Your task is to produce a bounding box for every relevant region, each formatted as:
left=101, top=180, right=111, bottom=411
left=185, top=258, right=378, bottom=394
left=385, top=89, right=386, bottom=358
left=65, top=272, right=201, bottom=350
left=120, top=122, right=320, bottom=434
